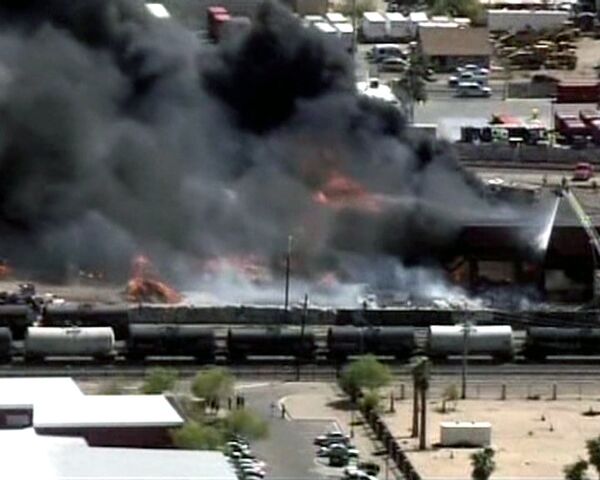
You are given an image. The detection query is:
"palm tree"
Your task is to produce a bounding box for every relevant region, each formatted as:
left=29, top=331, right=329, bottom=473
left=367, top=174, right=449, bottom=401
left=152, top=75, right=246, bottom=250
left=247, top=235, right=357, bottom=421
left=564, top=460, right=589, bottom=480
left=471, top=447, right=496, bottom=480
left=411, top=372, right=419, bottom=438
left=411, top=356, right=430, bottom=450
left=392, top=51, right=429, bottom=123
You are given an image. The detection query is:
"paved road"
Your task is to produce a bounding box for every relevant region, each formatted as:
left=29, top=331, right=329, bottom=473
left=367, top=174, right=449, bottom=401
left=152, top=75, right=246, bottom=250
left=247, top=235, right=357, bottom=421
left=242, top=383, right=336, bottom=480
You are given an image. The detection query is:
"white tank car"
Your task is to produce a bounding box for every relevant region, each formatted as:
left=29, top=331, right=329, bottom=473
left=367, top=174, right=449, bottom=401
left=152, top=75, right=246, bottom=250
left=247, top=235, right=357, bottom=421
left=24, top=327, right=115, bottom=359
left=427, top=325, right=514, bottom=360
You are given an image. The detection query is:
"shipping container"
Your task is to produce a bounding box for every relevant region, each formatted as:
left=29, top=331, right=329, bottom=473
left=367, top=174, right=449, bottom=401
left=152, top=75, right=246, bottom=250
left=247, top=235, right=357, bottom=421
left=556, top=83, right=600, bottom=103
left=385, top=12, right=411, bottom=40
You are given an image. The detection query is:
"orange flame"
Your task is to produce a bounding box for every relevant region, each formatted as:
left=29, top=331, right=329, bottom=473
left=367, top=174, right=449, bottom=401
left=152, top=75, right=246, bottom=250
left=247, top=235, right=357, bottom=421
left=313, top=170, right=381, bottom=213
left=125, top=255, right=182, bottom=304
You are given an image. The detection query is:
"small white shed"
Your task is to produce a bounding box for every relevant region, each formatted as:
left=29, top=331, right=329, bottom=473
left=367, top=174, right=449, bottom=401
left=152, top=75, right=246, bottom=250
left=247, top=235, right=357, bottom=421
left=440, top=421, right=492, bottom=447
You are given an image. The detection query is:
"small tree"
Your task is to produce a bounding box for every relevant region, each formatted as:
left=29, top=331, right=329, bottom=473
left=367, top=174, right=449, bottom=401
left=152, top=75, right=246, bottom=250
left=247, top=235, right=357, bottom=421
left=441, top=384, right=459, bottom=413
left=141, top=367, right=178, bottom=394
left=471, top=447, right=496, bottom=480
left=225, top=409, right=269, bottom=440
left=586, top=436, right=600, bottom=477
left=392, top=51, right=429, bottom=123
left=564, top=460, right=589, bottom=480
left=191, top=367, right=234, bottom=412
left=360, top=390, right=381, bottom=413
left=339, top=355, right=392, bottom=401
left=171, top=421, right=224, bottom=450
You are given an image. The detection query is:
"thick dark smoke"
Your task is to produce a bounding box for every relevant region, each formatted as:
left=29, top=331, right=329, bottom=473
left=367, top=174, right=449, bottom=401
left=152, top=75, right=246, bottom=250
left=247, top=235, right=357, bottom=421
left=0, top=0, right=545, bottom=295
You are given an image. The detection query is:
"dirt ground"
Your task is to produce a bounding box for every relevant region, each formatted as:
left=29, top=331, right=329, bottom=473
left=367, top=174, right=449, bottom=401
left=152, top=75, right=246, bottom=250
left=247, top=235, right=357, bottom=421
left=384, top=397, right=600, bottom=479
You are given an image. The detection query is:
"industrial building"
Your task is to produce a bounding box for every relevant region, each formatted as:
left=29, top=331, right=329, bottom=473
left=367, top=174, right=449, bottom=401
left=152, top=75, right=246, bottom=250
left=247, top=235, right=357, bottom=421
left=0, top=377, right=236, bottom=480
left=418, top=26, right=492, bottom=71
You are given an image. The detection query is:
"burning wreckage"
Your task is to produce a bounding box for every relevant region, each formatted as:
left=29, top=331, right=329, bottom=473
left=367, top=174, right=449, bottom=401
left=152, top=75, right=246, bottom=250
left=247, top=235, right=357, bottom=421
left=0, top=0, right=593, bottom=310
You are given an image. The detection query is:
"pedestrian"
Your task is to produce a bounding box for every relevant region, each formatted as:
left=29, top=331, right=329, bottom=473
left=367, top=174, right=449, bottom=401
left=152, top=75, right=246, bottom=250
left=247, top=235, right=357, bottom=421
left=281, top=404, right=286, bottom=419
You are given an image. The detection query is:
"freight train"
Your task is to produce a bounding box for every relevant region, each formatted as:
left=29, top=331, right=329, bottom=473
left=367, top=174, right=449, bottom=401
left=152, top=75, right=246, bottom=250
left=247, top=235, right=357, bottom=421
left=0, top=324, right=599, bottom=364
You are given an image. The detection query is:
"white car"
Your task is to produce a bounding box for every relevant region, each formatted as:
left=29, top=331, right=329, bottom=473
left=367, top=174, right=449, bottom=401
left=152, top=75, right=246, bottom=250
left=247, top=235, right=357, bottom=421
left=239, top=465, right=265, bottom=478
left=343, top=466, right=379, bottom=480
left=314, top=431, right=351, bottom=446
left=455, top=82, right=492, bottom=97
left=238, top=459, right=267, bottom=469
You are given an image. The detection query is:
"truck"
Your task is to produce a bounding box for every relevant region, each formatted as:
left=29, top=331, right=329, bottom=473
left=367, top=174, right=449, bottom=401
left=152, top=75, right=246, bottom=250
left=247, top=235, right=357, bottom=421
left=487, top=9, right=570, bottom=33
left=361, top=11, right=387, bottom=42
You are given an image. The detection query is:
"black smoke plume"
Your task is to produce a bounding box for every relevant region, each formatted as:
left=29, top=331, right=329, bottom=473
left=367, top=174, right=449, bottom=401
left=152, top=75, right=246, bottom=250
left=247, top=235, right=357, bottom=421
left=0, top=0, right=543, bottom=291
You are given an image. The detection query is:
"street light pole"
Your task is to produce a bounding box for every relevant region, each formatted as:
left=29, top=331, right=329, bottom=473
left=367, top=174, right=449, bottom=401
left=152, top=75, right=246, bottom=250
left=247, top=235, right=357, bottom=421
left=351, top=0, right=357, bottom=58
left=461, top=320, right=472, bottom=400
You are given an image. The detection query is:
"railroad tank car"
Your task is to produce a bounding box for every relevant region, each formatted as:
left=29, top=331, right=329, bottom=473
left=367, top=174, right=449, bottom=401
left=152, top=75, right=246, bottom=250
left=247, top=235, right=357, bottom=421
left=522, top=327, right=600, bottom=360
left=0, top=327, right=13, bottom=363
left=127, top=324, right=216, bottom=362
left=43, top=303, right=130, bottom=339
left=0, top=305, right=34, bottom=340
left=227, top=328, right=316, bottom=361
left=24, top=327, right=115, bottom=361
left=327, top=327, right=417, bottom=361
left=427, top=325, right=514, bottom=361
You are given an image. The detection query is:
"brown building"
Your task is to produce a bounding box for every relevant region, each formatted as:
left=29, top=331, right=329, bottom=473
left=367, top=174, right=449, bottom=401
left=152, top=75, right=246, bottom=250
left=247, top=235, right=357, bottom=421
left=418, top=26, right=492, bottom=72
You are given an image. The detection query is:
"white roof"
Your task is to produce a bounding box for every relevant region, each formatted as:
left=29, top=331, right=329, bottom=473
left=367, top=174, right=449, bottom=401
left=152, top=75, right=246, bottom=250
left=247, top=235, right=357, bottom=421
left=363, top=11, right=386, bottom=22
left=419, top=21, right=459, bottom=28
left=0, top=428, right=236, bottom=480
left=335, top=22, right=354, bottom=33
left=441, top=421, right=492, bottom=428
left=34, top=395, right=184, bottom=428
left=430, top=15, right=451, bottom=22
left=304, top=14, right=325, bottom=22
left=0, top=377, right=82, bottom=408
left=326, top=12, right=347, bottom=23
left=386, top=12, right=408, bottom=21
left=409, top=11, right=429, bottom=22
left=145, top=3, right=171, bottom=18
left=314, top=21, right=338, bottom=34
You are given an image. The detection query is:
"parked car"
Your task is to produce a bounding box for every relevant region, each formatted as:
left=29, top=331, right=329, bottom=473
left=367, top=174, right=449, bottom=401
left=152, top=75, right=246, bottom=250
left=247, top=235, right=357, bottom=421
left=343, top=466, right=379, bottom=480
left=379, top=57, right=409, bottom=72
left=314, top=431, right=351, bottom=446
left=367, top=44, right=405, bottom=63
left=448, top=71, right=487, bottom=87
left=573, top=162, right=594, bottom=181
left=455, top=82, right=492, bottom=97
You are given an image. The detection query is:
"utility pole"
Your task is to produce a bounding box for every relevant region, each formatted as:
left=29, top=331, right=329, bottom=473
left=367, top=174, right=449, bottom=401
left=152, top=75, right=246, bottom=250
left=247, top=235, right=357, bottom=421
left=296, top=293, right=308, bottom=381
left=284, top=235, right=293, bottom=313
left=461, top=319, right=473, bottom=400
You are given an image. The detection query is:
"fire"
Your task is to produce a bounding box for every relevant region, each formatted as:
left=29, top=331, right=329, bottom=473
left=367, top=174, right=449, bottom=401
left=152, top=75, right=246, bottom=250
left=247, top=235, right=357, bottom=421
left=125, top=255, right=182, bottom=304
left=313, top=170, right=381, bottom=213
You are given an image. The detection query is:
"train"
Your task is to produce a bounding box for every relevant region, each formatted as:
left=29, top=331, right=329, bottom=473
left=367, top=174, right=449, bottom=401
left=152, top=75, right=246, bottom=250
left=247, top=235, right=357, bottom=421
left=0, top=323, right=599, bottom=364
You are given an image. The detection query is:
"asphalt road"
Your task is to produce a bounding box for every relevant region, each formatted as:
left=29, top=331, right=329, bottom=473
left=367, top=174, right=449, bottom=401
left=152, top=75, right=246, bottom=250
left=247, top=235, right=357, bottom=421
left=242, top=383, right=336, bottom=480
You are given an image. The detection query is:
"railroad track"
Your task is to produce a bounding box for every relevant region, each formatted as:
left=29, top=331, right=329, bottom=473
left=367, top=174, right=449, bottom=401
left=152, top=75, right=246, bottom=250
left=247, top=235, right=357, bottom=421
left=2, top=360, right=600, bottom=379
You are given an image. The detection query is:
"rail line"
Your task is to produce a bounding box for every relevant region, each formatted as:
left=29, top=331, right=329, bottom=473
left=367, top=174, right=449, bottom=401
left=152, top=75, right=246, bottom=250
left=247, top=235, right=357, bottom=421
left=3, top=360, right=600, bottom=379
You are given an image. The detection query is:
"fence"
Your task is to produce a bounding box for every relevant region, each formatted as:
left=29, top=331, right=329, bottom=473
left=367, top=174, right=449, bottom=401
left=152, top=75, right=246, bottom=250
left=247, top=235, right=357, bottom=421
left=362, top=407, right=422, bottom=480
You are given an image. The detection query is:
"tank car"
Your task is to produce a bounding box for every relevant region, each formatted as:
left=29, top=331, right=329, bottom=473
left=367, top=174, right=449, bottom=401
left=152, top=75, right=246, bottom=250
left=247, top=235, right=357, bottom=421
left=227, top=328, right=316, bottom=362
left=127, top=324, right=216, bottom=362
left=0, top=305, right=34, bottom=340
left=0, top=327, right=13, bottom=363
left=327, top=327, right=417, bottom=361
left=523, top=327, right=600, bottom=360
left=24, top=326, right=115, bottom=361
left=43, top=303, right=130, bottom=339
left=427, top=325, right=514, bottom=361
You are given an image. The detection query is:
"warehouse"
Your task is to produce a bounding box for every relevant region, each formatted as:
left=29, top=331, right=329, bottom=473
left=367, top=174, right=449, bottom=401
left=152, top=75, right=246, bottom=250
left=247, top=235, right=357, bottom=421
left=0, top=377, right=184, bottom=447
left=418, top=26, right=492, bottom=71
left=0, top=428, right=237, bottom=480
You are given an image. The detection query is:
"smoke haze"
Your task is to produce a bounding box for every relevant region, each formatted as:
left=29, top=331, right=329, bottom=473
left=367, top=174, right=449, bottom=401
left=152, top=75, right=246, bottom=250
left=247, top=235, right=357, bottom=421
left=0, top=0, right=549, bottom=300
